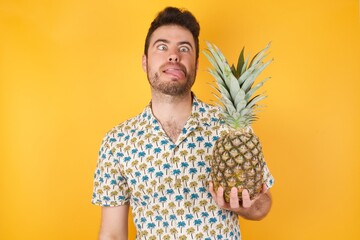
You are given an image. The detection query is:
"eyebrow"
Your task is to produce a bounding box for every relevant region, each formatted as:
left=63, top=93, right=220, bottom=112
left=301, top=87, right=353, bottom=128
left=152, top=39, right=194, bottom=50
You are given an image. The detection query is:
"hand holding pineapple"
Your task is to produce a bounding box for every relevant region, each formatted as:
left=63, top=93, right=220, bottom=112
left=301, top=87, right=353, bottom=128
left=204, top=42, right=272, bottom=207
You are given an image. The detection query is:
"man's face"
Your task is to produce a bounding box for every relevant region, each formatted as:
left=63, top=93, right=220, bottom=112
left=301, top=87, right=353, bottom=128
left=142, top=25, right=197, bottom=96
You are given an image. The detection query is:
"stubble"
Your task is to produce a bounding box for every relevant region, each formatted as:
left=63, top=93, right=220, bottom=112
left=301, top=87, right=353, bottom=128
left=147, top=62, right=196, bottom=96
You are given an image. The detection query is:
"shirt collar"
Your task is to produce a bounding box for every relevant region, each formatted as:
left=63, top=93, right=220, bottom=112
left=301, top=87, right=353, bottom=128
left=140, top=93, right=206, bottom=137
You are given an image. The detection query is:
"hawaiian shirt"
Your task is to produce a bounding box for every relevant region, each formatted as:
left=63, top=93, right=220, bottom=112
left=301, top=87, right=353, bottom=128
left=92, top=96, right=274, bottom=240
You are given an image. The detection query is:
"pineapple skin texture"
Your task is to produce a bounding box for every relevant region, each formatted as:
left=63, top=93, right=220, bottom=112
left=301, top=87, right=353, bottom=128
left=211, top=130, right=265, bottom=202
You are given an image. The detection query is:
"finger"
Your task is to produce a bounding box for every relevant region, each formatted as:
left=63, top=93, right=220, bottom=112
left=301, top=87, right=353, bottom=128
left=208, top=182, right=217, bottom=199
left=216, top=186, right=225, bottom=207
left=242, top=189, right=252, bottom=208
left=229, top=187, right=240, bottom=209
left=262, top=183, right=268, bottom=194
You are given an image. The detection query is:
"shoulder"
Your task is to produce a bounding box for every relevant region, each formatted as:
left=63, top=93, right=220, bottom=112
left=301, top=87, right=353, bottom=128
left=101, top=108, right=147, bottom=144
left=193, top=97, right=225, bottom=123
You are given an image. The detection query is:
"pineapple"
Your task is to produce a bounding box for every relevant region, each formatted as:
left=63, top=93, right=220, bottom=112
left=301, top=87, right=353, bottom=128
left=204, top=42, right=272, bottom=202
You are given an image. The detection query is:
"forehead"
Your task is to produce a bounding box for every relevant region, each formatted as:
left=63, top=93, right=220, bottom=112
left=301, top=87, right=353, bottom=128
left=149, top=25, right=195, bottom=46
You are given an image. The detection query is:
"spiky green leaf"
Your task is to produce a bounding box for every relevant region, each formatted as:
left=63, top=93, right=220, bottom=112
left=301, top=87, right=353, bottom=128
left=242, top=59, right=272, bottom=93
left=247, top=95, right=267, bottom=109
left=204, top=41, right=272, bottom=128
left=236, top=47, right=245, bottom=78
left=245, top=77, right=270, bottom=101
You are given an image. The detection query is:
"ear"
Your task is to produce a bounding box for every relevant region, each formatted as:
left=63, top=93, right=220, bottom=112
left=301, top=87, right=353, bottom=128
left=142, top=54, right=147, bottom=72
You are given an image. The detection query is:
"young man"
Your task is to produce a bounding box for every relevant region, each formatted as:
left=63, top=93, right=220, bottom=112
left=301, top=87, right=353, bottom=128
left=92, top=7, right=274, bottom=240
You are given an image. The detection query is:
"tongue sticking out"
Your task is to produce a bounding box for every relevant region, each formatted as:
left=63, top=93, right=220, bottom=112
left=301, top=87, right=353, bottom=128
left=164, top=68, right=185, bottom=79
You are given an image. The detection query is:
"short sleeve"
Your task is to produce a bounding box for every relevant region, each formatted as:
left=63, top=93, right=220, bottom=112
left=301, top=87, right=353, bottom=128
left=263, top=162, right=275, bottom=189
left=91, top=132, right=130, bottom=207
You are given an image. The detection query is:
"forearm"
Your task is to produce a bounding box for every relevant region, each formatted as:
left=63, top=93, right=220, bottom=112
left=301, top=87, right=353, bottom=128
left=236, top=191, right=272, bottom=220
left=99, top=205, right=129, bottom=240
left=98, top=230, right=127, bottom=240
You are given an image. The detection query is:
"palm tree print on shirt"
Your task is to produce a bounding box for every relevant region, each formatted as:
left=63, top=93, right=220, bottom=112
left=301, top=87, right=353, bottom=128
left=92, top=96, right=274, bottom=239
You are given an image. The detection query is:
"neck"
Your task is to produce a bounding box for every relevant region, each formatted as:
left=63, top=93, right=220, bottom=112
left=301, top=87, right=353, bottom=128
left=150, top=91, right=193, bottom=142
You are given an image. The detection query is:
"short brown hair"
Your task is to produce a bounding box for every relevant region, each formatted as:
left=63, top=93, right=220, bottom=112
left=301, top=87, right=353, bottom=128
left=144, top=7, right=200, bottom=60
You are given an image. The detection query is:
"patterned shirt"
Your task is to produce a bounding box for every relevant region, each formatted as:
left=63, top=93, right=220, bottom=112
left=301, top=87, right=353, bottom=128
left=92, top=96, right=274, bottom=240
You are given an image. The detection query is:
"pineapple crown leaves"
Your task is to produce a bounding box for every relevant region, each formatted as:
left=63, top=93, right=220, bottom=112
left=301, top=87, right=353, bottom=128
left=203, top=41, right=273, bottom=129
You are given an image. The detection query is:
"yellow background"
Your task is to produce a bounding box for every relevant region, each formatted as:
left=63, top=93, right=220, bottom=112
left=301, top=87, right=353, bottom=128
left=1, top=0, right=359, bottom=239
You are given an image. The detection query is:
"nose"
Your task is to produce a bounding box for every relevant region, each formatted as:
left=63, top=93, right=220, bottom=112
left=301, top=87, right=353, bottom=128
left=168, top=53, right=179, bottom=62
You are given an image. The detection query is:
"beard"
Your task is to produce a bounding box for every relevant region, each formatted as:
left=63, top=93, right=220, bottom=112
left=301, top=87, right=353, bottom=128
left=146, top=62, right=196, bottom=96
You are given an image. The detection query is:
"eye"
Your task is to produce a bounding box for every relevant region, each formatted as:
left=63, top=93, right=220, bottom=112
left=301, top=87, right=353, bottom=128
left=157, top=44, right=167, bottom=51
left=179, top=46, right=190, bottom=52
